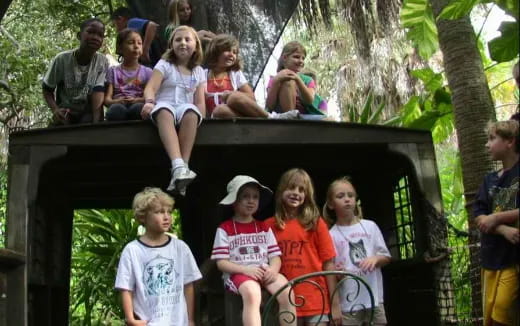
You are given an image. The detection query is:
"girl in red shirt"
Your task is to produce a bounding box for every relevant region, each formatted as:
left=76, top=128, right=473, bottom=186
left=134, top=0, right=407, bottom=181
left=265, top=168, right=341, bottom=325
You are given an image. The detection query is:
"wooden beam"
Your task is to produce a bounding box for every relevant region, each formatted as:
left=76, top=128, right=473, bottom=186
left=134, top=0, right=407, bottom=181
left=9, top=120, right=433, bottom=147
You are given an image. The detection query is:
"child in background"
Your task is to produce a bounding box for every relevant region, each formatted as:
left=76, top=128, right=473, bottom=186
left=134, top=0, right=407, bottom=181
left=141, top=25, right=206, bottom=196
left=324, top=177, right=391, bottom=326
left=111, top=7, right=160, bottom=66
left=301, top=69, right=328, bottom=114
left=211, top=175, right=296, bottom=326
left=204, top=34, right=299, bottom=119
left=42, top=18, right=108, bottom=125
left=104, top=29, right=153, bottom=121
left=115, top=187, right=201, bottom=326
left=264, top=168, right=341, bottom=326
left=474, top=120, right=519, bottom=326
left=165, top=0, right=215, bottom=45
left=266, top=41, right=325, bottom=116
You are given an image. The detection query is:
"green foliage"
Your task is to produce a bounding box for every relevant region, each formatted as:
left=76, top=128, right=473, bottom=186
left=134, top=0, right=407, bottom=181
left=0, top=163, right=6, bottom=247
left=488, top=21, right=519, bottom=62
left=401, top=0, right=439, bottom=59
left=345, top=92, right=387, bottom=124
left=69, top=209, right=136, bottom=325
left=391, top=68, right=455, bottom=143
left=438, top=0, right=480, bottom=20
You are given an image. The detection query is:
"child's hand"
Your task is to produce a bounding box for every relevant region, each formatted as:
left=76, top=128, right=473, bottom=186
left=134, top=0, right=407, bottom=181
left=496, top=225, right=520, bottom=244
left=125, top=97, right=139, bottom=104
left=358, top=256, right=379, bottom=273
left=260, top=264, right=277, bottom=285
left=141, top=103, right=154, bottom=120
left=53, top=108, right=70, bottom=123
left=475, top=214, right=498, bottom=233
left=244, top=266, right=264, bottom=280
left=276, top=69, right=297, bottom=82
left=125, top=319, right=147, bottom=326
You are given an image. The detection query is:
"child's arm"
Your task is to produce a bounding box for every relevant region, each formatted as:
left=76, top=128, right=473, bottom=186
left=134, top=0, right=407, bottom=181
left=141, top=69, right=164, bottom=119
left=184, top=282, right=196, bottom=326
left=42, top=86, right=68, bottom=123
left=216, top=259, right=264, bottom=280
left=476, top=208, right=519, bottom=233
left=261, top=256, right=281, bottom=284
left=142, top=21, right=158, bottom=63
left=359, top=255, right=391, bottom=273
left=323, top=259, right=342, bottom=326
left=104, top=83, right=126, bottom=106
left=194, top=81, right=206, bottom=118
left=91, top=91, right=105, bottom=123
left=495, top=224, right=520, bottom=244
left=120, top=290, right=146, bottom=326
left=293, top=74, right=315, bottom=105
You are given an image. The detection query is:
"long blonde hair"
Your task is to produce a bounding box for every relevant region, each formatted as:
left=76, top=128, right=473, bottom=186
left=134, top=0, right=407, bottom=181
left=273, top=168, right=320, bottom=230
left=323, top=176, right=363, bottom=225
left=167, top=0, right=191, bottom=27
left=277, top=41, right=306, bottom=72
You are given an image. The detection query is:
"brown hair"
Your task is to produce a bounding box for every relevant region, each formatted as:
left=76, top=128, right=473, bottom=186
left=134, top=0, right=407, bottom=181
left=115, top=28, right=141, bottom=57
left=162, top=25, right=203, bottom=69
left=205, top=34, right=242, bottom=71
left=323, top=176, right=363, bottom=225
left=487, top=120, right=519, bottom=153
left=273, top=168, right=320, bottom=230
left=277, top=41, right=306, bottom=72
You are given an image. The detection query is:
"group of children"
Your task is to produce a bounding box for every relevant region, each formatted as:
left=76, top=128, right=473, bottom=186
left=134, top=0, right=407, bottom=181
left=116, top=169, right=392, bottom=325
left=43, top=8, right=327, bottom=196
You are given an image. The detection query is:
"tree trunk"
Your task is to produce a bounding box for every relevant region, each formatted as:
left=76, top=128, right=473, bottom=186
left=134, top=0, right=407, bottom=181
left=430, top=0, right=495, bottom=323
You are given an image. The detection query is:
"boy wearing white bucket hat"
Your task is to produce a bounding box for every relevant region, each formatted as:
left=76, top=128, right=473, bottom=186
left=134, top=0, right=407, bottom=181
left=211, top=175, right=297, bottom=326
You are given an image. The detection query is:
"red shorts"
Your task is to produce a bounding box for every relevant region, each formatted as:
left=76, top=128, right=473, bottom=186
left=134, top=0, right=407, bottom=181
left=225, top=273, right=259, bottom=294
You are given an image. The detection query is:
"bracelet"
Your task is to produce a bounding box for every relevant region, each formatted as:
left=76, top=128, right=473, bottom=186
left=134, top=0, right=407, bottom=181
left=145, top=99, right=156, bottom=104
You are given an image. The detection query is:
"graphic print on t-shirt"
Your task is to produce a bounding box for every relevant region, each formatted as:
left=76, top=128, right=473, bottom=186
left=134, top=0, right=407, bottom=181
left=144, top=255, right=179, bottom=296
left=348, top=239, right=367, bottom=268
left=490, top=177, right=519, bottom=213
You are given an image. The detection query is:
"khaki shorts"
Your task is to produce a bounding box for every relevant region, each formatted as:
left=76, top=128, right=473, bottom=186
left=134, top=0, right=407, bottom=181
left=482, top=265, right=519, bottom=326
left=342, top=305, right=387, bottom=325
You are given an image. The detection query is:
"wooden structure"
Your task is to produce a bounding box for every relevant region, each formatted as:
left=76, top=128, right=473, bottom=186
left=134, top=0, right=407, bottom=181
left=3, top=119, right=448, bottom=325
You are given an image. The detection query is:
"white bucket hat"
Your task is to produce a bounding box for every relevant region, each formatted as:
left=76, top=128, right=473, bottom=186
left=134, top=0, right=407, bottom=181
left=219, top=175, right=273, bottom=209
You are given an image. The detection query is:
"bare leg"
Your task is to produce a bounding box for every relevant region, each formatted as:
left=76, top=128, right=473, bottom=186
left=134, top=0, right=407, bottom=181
left=212, top=105, right=237, bottom=118
left=225, top=92, right=269, bottom=118
left=278, top=81, right=297, bottom=112
left=238, top=281, right=262, bottom=326
left=265, top=275, right=296, bottom=326
left=156, top=109, right=182, bottom=160
left=177, top=110, right=199, bottom=163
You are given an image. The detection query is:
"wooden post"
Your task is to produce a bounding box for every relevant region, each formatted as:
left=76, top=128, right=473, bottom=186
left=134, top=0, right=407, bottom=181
left=5, top=146, right=66, bottom=326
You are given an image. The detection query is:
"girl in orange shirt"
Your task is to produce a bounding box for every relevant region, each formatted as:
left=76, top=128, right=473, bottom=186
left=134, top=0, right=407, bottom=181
left=265, top=168, right=341, bottom=325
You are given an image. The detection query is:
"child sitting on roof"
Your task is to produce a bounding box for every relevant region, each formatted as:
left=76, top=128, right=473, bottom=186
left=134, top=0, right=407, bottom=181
left=111, top=7, right=161, bottom=67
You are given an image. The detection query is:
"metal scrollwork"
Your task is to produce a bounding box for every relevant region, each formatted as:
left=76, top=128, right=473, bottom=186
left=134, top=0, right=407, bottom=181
left=262, top=271, right=375, bottom=325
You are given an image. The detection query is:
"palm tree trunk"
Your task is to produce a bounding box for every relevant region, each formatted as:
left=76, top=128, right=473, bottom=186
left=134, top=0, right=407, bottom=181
left=430, top=0, right=495, bottom=323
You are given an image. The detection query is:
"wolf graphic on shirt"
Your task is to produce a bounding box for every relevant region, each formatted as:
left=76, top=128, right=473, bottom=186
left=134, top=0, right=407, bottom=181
left=349, top=239, right=367, bottom=268
left=143, top=255, right=178, bottom=296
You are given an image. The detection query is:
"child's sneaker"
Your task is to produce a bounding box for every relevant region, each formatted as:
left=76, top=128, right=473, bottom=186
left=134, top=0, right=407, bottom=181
left=167, top=166, right=197, bottom=195
left=268, top=110, right=300, bottom=119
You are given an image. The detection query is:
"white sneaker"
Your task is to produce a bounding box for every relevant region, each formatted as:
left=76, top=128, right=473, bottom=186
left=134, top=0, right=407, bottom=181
left=268, top=110, right=300, bottom=120
left=167, top=166, right=197, bottom=195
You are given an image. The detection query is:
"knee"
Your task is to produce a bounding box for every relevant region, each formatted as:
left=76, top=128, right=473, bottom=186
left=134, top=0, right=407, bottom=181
left=276, top=287, right=293, bottom=306
left=226, top=92, right=247, bottom=107
left=240, top=284, right=262, bottom=306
